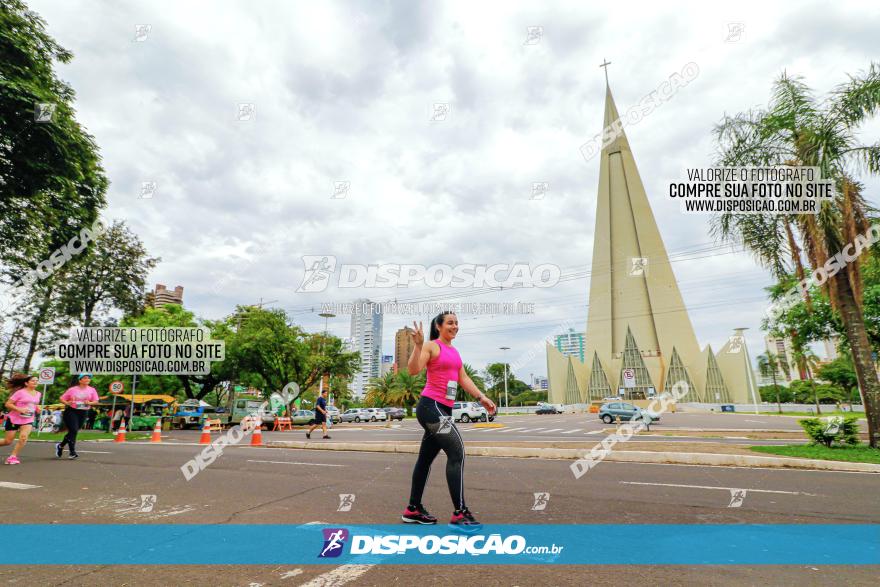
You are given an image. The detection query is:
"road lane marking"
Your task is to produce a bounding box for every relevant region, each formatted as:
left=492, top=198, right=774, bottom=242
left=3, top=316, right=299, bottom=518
left=297, top=564, right=374, bottom=587
left=75, top=450, right=111, bottom=454
left=280, top=569, right=303, bottom=579
left=499, top=427, right=527, bottom=432
left=619, top=481, right=818, bottom=496
left=540, top=429, right=565, bottom=433
left=0, top=482, right=41, bottom=490
left=561, top=429, right=583, bottom=434
left=247, top=460, right=345, bottom=467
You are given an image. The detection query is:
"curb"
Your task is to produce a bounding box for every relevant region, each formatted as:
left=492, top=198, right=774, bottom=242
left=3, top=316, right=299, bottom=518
left=265, top=441, right=880, bottom=473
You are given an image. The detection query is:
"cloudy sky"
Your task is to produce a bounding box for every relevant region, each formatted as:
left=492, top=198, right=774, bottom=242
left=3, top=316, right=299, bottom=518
left=28, top=0, right=880, bottom=380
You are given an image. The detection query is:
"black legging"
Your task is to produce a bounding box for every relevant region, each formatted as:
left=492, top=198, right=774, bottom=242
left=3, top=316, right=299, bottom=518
left=60, top=408, right=88, bottom=454
left=408, top=396, right=466, bottom=510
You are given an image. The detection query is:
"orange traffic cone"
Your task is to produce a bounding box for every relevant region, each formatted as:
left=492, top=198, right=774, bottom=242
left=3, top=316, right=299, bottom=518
left=250, top=419, right=263, bottom=446
left=150, top=418, right=162, bottom=443
left=115, top=420, right=127, bottom=443
left=198, top=421, right=211, bottom=444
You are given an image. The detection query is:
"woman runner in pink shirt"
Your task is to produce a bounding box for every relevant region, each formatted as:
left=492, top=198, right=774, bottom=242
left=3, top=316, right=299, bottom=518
left=1, top=374, right=41, bottom=465
left=402, top=312, right=496, bottom=529
left=56, top=373, right=99, bottom=459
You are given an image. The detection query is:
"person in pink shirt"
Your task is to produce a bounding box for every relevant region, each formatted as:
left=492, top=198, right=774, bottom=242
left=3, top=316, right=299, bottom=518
left=56, top=373, right=99, bottom=459
left=1, top=373, right=41, bottom=465
left=402, top=312, right=496, bottom=530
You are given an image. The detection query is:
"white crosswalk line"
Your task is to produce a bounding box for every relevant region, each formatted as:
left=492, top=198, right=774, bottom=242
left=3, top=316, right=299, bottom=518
left=247, top=460, right=345, bottom=467
left=0, top=482, right=41, bottom=490
left=560, top=429, right=582, bottom=434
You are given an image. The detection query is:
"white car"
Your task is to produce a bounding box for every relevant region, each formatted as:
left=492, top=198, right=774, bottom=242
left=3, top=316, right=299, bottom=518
left=452, top=402, right=483, bottom=423
left=364, top=408, right=387, bottom=421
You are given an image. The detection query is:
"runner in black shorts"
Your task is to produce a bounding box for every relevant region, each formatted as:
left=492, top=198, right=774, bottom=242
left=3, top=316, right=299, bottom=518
left=306, top=389, right=330, bottom=439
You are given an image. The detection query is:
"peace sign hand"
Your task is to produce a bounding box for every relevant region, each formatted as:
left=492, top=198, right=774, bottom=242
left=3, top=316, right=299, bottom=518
left=410, top=321, right=424, bottom=346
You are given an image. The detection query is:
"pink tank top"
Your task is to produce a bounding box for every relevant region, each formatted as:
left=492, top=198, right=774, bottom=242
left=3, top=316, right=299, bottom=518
left=421, top=339, right=463, bottom=407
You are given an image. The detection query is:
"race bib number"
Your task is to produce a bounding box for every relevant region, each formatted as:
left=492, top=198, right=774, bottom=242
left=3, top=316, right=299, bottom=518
left=445, top=381, right=458, bottom=401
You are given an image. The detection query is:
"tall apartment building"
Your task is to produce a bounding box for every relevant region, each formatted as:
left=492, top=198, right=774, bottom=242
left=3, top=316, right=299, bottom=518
left=394, top=327, right=416, bottom=375
left=145, top=284, right=184, bottom=308
left=380, top=355, right=394, bottom=376
left=554, top=328, right=585, bottom=363
left=763, top=335, right=801, bottom=383
left=348, top=299, right=383, bottom=398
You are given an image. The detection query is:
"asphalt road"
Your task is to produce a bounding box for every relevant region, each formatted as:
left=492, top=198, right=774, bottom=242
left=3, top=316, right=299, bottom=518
left=0, top=438, right=877, bottom=586
left=230, top=411, right=837, bottom=445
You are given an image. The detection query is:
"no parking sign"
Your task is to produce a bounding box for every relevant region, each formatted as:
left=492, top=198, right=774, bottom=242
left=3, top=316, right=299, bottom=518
left=38, top=367, right=55, bottom=385
left=622, top=368, right=636, bottom=388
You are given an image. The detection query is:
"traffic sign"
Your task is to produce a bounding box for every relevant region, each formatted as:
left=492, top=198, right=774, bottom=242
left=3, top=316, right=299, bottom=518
left=110, top=381, right=124, bottom=394
left=38, top=367, right=55, bottom=385
left=622, top=368, right=636, bottom=388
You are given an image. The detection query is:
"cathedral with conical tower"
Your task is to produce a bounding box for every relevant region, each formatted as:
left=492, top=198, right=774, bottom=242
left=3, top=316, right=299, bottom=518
left=546, top=79, right=755, bottom=405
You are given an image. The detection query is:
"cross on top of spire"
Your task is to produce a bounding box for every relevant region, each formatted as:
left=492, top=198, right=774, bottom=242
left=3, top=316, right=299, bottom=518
left=599, top=59, right=611, bottom=85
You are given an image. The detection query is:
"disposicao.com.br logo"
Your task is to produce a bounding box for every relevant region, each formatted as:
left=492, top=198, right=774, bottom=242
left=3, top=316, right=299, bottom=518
left=297, top=256, right=561, bottom=292
left=318, top=528, right=563, bottom=558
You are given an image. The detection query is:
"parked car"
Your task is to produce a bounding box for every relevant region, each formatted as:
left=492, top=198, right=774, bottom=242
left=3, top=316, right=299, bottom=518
left=171, top=400, right=215, bottom=429
left=340, top=408, right=385, bottom=423
left=291, top=409, right=316, bottom=425
left=340, top=408, right=365, bottom=423
left=382, top=407, right=405, bottom=421
left=325, top=406, right=341, bottom=424
left=452, top=402, right=484, bottom=423
left=597, top=402, right=659, bottom=424
left=364, top=408, right=387, bottom=421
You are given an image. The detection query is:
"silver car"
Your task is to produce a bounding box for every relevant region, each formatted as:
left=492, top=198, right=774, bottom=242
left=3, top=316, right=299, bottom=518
left=340, top=408, right=371, bottom=423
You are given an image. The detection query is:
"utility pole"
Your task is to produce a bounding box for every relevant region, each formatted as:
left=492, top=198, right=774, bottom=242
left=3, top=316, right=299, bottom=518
left=318, top=312, right=335, bottom=399
left=500, top=346, right=511, bottom=410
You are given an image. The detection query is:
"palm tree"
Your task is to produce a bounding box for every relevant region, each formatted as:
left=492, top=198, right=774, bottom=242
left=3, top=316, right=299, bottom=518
left=756, top=352, right=784, bottom=413
left=792, top=347, right=823, bottom=414
left=389, top=371, right=425, bottom=417
left=463, top=364, right=486, bottom=399
left=712, top=64, right=880, bottom=446
left=364, top=372, right=395, bottom=408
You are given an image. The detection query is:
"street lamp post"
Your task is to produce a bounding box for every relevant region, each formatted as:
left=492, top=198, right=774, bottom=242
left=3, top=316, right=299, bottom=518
left=318, top=313, right=335, bottom=400
left=500, top=346, right=511, bottom=411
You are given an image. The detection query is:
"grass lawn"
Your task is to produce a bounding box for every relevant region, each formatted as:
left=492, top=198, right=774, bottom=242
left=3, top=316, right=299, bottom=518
left=27, top=431, right=150, bottom=442
left=759, top=411, right=866, bottom=417
left=750, top=443, right=880, bottom=464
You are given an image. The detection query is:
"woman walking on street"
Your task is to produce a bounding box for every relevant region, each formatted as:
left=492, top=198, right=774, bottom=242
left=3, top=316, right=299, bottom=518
left=1, top=374, right=41, bottom=465
left=56, top=374, right=99, bottom=459
left=402, top=312, right=496, bottom=529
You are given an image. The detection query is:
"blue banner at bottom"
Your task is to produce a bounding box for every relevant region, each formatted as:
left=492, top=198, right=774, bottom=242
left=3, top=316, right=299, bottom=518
left=0, top=524, right=876, bottom=565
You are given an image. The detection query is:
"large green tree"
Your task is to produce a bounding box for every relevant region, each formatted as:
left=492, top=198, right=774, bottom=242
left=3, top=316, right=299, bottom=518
left=222, top=306, right=360, bottom=403
left=388, top=371, right=425, bottom=417
left=712, top=65, right=880, bottom=446
left=58, top=220, right=159, bottom=326
left=0, top=0, right=107, bottom=270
